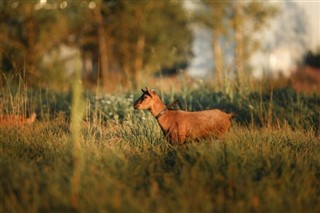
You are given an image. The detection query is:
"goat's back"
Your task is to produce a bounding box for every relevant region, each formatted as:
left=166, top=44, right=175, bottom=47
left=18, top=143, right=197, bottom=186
left=161, top=109, right=232, bottom=140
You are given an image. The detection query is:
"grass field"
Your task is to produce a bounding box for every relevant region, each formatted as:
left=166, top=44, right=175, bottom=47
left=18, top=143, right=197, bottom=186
left=1, top=83, right=320, bottom=213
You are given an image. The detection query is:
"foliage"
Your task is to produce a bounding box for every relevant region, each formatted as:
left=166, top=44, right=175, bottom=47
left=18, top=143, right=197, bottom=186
left=304, top=49, right=320, bottom=68
left=195, top=0, right=278, bottom=88
left=1, top=0, right=192, bottom=88
left=0, top=0, right=72, bottom=86
left=1, top=113, right=319, bottom=213
left=106, top=1, right=192, bottom=72
left=1, top=83, right=319, bottom=131
left=1, top=82, right=320, bottom=212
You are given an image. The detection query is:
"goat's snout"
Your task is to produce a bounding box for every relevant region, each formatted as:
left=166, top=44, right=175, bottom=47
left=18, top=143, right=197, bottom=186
left=133, top=101, right=140, bottom=109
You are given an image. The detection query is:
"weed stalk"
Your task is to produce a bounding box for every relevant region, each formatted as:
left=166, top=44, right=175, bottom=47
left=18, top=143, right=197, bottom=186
left=70, top=57, right=84, bottom=210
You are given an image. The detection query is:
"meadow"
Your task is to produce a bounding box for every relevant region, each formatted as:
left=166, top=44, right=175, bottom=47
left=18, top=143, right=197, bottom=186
left=1, top=81, right=319, bottom=213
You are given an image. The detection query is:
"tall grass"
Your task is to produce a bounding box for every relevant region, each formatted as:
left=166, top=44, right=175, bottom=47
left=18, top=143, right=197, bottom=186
left=69, top=61, right=85, bottom=210
left=0, top=80, right=319, bottom=213
left=1, top=123, right=319, bottom=212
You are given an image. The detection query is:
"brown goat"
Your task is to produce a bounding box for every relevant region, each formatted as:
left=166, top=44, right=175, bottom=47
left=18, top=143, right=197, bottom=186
left=0, top=113, right=37, bottom=127
left=134, top=88, right=234, bottom=144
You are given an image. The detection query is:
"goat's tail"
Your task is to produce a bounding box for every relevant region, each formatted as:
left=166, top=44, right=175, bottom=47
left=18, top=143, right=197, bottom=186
left=228, top=112, right=237, bottom=119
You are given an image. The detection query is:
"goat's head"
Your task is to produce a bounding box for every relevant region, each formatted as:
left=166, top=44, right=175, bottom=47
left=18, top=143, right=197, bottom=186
left=134, top=87, right=158, bottom=110
left=30, top=112, right=37, bottom=121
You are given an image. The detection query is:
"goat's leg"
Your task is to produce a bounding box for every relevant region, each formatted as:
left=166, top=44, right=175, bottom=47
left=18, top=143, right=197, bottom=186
left=178, top=135, right=186, bottom=144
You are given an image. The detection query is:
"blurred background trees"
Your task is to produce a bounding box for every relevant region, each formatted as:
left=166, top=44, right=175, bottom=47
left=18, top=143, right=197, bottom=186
left=1, top=0, right=318, bottom=92
left=195, top=0, right=278, bottom=89
left=1, top=0, right=192, bottom=90
left=1, top=0, right=73, bottom=88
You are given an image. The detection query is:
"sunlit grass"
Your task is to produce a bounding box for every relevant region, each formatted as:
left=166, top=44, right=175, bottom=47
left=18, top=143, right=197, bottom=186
left=1, top=122, right=319, bottom=213
left=0, top=83, right=319, bottom=213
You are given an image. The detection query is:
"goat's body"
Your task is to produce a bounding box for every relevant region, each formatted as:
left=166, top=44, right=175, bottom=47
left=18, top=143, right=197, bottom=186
left=0, top=113, right=36, bottom=127
left=134, top=88, right=234, bottom=144
left=158, top=109, right=232, bottom=144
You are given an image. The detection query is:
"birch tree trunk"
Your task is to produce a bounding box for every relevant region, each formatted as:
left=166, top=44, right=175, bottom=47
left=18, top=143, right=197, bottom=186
left=212, top=31, right=224, bottom=87
left=234, top=0, right=244, bottom=89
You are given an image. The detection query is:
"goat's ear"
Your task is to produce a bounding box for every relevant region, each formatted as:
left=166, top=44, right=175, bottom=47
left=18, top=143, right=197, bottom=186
left=150, top=89, right=157, bottom=94
left=141, top=87, right=149, bottom=93
left=146, top=90, right=153, bottom=97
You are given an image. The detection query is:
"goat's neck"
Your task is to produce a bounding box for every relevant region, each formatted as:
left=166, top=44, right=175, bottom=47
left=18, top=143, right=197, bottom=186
left=150, top=99, right=167, bottom=117
left=26, top=117, right=35, bottom=124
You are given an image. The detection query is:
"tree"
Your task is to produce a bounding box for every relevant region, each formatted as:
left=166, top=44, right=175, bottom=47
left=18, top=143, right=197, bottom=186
left=1, top=0, right=192, bottom=90
left=0, top=0, right=72, bottom=87
left=103, top=0, right=192, bottom=89
left=93, top=0, right=109, bottom=88
left=232, top=1, right=278, bottom=89
left=197, top=0, right=277, bottom=89
left=48, top=0, right=192, bottom=90
left=202, top=0, right=233, bottom=87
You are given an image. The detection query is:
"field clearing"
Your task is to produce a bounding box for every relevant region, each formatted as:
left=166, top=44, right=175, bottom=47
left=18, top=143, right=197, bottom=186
left=1, top=85, right=320, bottom=212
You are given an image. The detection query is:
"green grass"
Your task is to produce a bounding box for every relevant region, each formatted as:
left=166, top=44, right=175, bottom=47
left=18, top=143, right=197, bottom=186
left=1, top=85, right=320, bottom=213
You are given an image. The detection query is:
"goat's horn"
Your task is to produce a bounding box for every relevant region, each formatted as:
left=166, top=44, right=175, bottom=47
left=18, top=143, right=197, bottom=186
left=141, top=87, right=147, bottom=92
left=141, top=87, right=149, bottom=93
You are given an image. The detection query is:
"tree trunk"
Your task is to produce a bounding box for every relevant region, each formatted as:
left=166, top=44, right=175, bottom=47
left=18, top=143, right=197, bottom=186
left=25, top=4, right=36, bottom=83
left=94, top=1, right=109, bottom=88
left=133, top=34, right=145, bottom=89
left=212, top=30, right=224, bottom=87
left=234, top=0, right=244, bottom=89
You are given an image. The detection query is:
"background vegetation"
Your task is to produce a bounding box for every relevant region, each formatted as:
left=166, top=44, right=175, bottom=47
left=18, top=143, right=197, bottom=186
left=1, top=80, right=319, bottom=212
left=1, top=0, right=193, bottom=90
left=1, top=1, right=320, bottom=212
left=1, top=0, right=283, bottom=91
